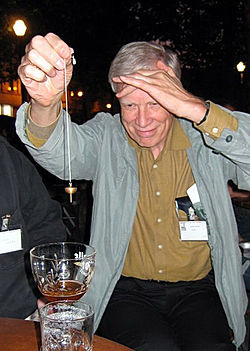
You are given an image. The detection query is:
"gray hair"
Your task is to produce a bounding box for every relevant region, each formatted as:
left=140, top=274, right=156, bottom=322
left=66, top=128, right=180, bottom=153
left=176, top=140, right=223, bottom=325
left=108, top=41, right=181, bottom=93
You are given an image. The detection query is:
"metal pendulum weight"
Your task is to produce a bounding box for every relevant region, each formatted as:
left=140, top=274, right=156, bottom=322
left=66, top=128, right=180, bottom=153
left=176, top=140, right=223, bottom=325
left=64, top=55, right=77, bottom=203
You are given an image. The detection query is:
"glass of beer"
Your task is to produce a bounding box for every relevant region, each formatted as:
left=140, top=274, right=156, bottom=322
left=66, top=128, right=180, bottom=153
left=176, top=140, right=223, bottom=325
left=30, top=242, right=95, bottom=301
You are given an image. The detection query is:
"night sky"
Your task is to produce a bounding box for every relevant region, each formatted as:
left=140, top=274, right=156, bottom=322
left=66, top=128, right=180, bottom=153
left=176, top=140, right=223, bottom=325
left=1, top=0, right=248, bottom=109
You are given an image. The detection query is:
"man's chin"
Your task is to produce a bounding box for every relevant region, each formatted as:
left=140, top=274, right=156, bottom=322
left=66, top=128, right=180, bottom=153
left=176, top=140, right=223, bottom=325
left=134, top=139, right=153, bottom=148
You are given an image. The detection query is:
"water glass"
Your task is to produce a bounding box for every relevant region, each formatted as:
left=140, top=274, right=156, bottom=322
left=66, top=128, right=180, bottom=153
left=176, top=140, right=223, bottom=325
left=40, top=300, right=94, bottom=351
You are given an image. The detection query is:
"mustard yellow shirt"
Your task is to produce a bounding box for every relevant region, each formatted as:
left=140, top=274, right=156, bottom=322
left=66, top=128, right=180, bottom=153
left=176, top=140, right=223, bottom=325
left=122, top=118, right=212, bottom=281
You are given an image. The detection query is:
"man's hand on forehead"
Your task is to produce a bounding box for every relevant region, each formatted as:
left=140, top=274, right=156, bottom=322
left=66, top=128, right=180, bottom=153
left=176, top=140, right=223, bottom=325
left=113, top=69, right=178, bottom=100
left=113, top=69, right=206, bottom=123
left=113, top=70, right=159, bottom=99
left=113, top=78, right=137, bottom=99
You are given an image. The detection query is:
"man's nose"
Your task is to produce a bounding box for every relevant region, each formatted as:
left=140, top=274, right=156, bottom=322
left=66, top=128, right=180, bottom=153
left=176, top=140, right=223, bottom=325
left=136, top=107, right=150, bottom=127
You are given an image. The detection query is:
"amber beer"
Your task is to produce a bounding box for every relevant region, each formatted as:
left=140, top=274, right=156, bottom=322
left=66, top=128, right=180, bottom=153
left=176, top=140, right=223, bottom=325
left=41, top=280, right=87, bottom=301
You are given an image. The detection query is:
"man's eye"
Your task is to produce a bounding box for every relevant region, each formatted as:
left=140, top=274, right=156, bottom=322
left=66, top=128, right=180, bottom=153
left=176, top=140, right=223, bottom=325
left=149, top=102, right=160, bottom=109
left=125, top=104, right=135, bottom=109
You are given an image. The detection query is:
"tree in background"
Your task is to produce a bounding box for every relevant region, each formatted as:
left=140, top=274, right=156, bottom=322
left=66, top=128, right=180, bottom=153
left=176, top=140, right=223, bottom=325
left=0, top=0, right=248, bottom=109
left=124, top=0, right=248, bottom=105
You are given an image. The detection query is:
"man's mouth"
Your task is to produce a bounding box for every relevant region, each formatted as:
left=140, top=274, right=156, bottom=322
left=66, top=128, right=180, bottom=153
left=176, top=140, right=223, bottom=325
left=135, top=128, right=156, bottom=137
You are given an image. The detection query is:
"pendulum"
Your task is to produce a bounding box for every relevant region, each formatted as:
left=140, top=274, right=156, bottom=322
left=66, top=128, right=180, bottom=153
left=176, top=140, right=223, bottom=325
left=65, top=182, right=77, bottom=203
left=64, top=55, right=77, bottom=203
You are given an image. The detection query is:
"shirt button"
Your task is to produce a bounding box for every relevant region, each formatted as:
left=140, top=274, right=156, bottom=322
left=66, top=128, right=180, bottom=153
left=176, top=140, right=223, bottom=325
left=153, top=164, right=158, bottom=169
left=156, top=191, right=161, bottom=196
left=157, top=218, right=162, bottom=223
left=158, top=269, right=163, bottom=274
left=212, top=127, right=219, bottom=133
left=225, top=135, right=233, bottom=142
left=158, top=244, right=163, bottom=249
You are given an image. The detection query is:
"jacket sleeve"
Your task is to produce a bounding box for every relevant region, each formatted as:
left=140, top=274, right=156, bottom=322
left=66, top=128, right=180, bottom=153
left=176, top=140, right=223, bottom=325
left=18, top=151, right=67, bottom=246
left=15, top=103, right=114, bottom=181
left=194, top=103, right=250, bottom=191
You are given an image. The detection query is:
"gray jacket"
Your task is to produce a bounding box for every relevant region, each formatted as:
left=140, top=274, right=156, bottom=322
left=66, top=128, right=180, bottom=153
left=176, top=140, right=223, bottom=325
left=16, top=103, right=250, bottom=348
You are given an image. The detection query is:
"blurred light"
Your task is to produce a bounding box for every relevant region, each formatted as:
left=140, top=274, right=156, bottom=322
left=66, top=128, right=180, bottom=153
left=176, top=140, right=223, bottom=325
left=236, top=61, right=246, bottom=84
left=77, top=90, right=84, bottom=97
left=13, top=20, right=27, bottom=36
left=2, top=104, right=13, bottom=116
left=106, top=103, right=112, bottom=109
left=70, top=91, right=74, bottom=97
left=236, top=61, right=246, bottom=73
left=13, top=86, right=17, bottom=91
left=7, top=87, right=12, bottom=91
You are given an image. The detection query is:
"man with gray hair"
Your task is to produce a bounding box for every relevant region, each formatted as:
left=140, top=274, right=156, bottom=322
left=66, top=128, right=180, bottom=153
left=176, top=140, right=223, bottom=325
left=108, top=41, right=182, bottom=91
left=16, top=33, right=250, bottom=350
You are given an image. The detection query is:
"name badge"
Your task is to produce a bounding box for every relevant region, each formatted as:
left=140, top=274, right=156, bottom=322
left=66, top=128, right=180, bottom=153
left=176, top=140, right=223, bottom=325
left=179, top=221, right=208, bottom=241
left=0, top=229, right=23, bottom=254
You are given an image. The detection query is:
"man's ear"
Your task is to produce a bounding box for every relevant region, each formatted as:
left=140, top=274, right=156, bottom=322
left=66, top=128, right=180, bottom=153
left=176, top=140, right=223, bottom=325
left=156, top=60, right=176, bottom=78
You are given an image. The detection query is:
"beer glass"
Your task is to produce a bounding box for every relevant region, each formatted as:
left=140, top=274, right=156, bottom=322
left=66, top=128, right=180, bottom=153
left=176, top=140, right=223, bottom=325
left=30, top=242, right=95, bottom=301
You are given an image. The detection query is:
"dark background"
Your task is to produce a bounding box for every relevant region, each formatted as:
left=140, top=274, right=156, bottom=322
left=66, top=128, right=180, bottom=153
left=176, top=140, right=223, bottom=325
left=0, top=0, right=250, bottom=112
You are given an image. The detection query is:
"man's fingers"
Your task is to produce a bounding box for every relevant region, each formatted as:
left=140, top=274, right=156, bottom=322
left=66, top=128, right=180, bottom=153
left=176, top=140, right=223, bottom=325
left=117, top=70, right=182, bottom=91
left=117, top=74, right=156, bottom=90
left=18, top=64, right=48, bottom=84
left=26, top=34, right=70, bottom=71
left=116, top=85, right=137, bottom=98
left=114, top=73, right=161, bottom=99
left=19, top=33, right=74, bottom=89
left=45, top=33, right=72, bottom=61
left=26, top=49, right=57, bottom=77
left=131, top=69, right=161, bottom=77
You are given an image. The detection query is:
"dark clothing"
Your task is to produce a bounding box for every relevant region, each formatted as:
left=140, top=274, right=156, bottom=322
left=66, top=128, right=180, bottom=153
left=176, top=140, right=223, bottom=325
left=233, top=202, right=250, bottom=242
left=0, top=136, right=66, bottom=318
left=98, top=273, right=236, bottom=351
left=232, top=201, right=250, bottom=291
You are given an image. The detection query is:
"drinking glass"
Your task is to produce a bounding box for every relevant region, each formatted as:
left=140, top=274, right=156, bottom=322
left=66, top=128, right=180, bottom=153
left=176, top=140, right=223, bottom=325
left=40, top=300, right=94, bottom=351
left=30, top=242, right=95, bottom=301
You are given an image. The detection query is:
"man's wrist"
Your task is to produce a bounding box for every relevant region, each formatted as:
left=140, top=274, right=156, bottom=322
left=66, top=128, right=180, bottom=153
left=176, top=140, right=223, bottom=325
left=25, top=102, right=62, bottom=147
left=197, top=102, right=210, bottom=125
left=28, top=102, right=62, bottom=127
left=30, top=99, right=62, bottom=126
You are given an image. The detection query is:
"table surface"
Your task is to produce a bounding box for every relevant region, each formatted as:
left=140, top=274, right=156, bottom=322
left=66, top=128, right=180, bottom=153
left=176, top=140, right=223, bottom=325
left=0, top=317, right=133, bottom=351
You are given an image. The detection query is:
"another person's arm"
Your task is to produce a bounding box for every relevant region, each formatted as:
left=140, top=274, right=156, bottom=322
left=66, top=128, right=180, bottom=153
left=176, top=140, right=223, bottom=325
left=19, top=150, right=67, bottom=244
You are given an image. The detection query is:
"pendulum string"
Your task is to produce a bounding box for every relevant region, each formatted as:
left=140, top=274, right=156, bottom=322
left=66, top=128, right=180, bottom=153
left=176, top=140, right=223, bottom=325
left=64, top=59, right=72, bottom=185
left=64, top=57, right=77, bottom=203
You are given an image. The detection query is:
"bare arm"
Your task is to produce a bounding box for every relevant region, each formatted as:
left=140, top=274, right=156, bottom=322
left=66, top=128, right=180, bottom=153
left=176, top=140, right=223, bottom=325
left=18, top=33, right=73, bottom=126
